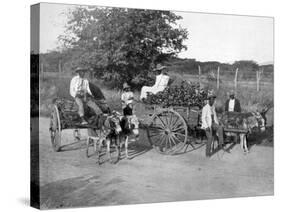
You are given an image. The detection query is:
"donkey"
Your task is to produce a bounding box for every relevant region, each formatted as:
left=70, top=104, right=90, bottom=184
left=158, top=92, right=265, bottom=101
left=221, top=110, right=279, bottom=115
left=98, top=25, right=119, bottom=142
left=221, top=111, right=266, bottom=154
left=239, top=111, right=266, bottom=153
left=87, top=112, right=122, bottom=164
left=119, top=114, right=140, bottom=159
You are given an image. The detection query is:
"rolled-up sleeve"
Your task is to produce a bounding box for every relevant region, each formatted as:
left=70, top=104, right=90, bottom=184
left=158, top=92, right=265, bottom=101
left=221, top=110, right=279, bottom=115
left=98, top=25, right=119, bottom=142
left=85, top=80, right=93, bottom=96
left=201, top=107, right=208, bottom=129
left=70, top=77, right=77, bottom=98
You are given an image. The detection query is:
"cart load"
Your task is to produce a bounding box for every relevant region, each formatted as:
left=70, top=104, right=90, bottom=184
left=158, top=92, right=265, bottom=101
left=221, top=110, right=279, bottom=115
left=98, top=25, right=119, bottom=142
left=220, top=111, right=265, bottom=134
left=143, top=80, right=208, bottom=108
left=142, top=81, right=211, bottom=155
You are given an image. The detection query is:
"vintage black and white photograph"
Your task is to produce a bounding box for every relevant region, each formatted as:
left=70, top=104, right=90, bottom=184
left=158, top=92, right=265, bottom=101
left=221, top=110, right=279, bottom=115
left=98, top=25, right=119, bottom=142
left=31, top=2, right=274, bottom=209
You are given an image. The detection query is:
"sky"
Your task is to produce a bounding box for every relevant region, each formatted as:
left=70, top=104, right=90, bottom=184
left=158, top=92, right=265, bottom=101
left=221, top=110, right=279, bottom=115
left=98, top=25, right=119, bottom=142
left=37, top=3, right=274, bottom=64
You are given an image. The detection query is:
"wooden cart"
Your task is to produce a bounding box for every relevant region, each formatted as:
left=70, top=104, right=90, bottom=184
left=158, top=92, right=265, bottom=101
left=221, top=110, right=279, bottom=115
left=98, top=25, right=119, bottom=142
left=49, top=98, right=99, bottom=152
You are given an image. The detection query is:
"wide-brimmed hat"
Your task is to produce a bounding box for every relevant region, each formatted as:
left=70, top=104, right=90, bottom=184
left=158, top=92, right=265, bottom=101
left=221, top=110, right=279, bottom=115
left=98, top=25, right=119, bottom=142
left=153, top=64, right=167, bottom=71
left=123, top=82, right=130, bottom=89
left=207, top=90, right=216, bottom=99
left=75, top=67, right=88, bottom=73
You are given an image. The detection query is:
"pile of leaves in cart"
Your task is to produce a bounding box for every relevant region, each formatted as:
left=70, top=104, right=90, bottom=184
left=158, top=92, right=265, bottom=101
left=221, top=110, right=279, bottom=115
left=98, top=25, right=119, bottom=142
left=143, top=81, right=209, bottom=108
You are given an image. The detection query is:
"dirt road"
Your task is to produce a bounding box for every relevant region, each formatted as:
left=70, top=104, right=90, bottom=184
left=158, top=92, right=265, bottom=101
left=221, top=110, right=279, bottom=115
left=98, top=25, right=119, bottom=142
left=38, top=117, right=273, bottom=209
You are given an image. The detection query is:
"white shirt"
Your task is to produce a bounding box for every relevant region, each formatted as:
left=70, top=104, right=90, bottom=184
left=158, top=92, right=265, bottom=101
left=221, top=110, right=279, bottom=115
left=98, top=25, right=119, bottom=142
left=154, top=74, right=169, bottom=88
left=228, top=99, right=235, bottom=112
left=121, top=91, right=134, bottom=108
left=69, top=75, right=92, bottom=98
left=201, top=104, right=219, bottom=129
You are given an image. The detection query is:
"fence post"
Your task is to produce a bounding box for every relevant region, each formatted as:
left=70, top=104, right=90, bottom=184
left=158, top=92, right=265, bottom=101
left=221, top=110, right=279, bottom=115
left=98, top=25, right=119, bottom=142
left=256, top=70, right=260, bottom=92
left=217, top=66, right=220, bottom=90
left=58, top=60, right=62, bottom=79
left=198, top=65, right=201, bottom=89
left=234, top=68, right=238, bottom=92
left=58, top=60, right=62, bottom=73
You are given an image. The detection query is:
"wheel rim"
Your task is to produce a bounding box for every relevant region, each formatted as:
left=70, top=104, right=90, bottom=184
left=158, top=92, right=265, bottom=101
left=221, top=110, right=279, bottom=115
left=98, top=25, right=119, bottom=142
left=50, top=105, right=61, bottom=152
left=147, top=108, right=188, bottom=154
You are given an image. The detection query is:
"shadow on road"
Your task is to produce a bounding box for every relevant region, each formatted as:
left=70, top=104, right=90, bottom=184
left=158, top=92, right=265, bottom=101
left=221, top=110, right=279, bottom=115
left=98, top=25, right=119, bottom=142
left=247, top=127, right=273, bottom=151
left=60, top=139, right=87, bottom=152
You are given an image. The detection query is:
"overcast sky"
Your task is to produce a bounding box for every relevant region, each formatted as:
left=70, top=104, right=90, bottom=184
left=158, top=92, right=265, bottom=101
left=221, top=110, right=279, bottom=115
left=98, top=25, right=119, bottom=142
left=38, top=3, right=274, bottom=64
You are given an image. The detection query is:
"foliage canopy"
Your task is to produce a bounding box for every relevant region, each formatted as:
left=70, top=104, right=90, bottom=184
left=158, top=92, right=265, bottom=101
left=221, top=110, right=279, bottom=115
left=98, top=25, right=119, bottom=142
left=60, top=7, right=188, bottom=88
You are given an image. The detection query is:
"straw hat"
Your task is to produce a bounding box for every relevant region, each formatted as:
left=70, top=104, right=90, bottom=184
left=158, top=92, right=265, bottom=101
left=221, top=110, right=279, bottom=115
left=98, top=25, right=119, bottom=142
left=152, top=64, right=167, bottom=71
left=207, top=90, right=217, bottom=99
left=123, top=82, right=130, bottom=89
left=75, top=67, right=87, bottom=73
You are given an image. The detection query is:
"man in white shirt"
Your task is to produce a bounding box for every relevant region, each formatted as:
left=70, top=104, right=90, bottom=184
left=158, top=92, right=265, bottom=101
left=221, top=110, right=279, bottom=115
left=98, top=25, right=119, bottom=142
left=201, top=93, right=224, bottom=157
left=140, top=64, right=170, bottom=100
left=225, top=90, right=241, bottom=112
left=70, top=67, right=103, bottom=124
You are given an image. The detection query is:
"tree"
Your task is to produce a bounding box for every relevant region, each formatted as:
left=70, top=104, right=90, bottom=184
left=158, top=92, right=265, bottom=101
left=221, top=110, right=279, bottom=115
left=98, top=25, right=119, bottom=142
left=233, top=60, right=259, bottom=72
left=61, top=6, right=188, bottom=88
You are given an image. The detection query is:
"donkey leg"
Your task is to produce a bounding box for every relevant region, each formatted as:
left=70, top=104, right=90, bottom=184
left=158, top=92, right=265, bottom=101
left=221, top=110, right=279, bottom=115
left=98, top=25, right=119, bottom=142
left=240, top=134, right=244, bottom=152
left=93, top=138, right=97, bottom=153
left=125, top=136, right=130, bottom=159
left=97, top=139, right=103, bottom=165
left=86, top=137, right=90, bottom=158
left=243, top=134, right=249, bottom=154
left=106, top=138, right=112, bottom=163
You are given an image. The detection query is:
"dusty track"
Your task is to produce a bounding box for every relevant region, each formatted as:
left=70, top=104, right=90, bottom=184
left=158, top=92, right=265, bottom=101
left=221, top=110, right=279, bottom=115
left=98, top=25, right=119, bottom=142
left=37, top=117, right=273, bottom=209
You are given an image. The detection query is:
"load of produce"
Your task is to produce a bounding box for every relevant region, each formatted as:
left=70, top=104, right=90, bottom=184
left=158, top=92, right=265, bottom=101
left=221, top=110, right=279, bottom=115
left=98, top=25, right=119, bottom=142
left=143, top=80, right=209, bottom=108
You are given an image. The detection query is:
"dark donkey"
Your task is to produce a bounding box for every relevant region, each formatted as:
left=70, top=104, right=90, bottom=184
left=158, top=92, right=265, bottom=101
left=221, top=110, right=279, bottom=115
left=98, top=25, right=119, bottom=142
left=220, top=109, right=267, bottom=154
left=119, top=114, right=140, bottom=159
left=87, top=112, right=122, bottom=164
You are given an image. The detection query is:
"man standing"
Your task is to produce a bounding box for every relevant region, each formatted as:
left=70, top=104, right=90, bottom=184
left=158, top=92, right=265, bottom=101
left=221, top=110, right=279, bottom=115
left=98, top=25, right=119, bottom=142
left=70, top=67, right=103, bottom=124
left=225, top=90, right=241, bottom=112
left=201, top=93, right=224, bottom=157
left=140, top=64, right=170, bottom=100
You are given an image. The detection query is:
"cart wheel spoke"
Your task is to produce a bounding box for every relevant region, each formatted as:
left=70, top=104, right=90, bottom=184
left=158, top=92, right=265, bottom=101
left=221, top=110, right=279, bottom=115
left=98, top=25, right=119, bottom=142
left=170, top=115, right=179, bottom=129
left=171, top=133, right=184, bottom=143
left=155, top=115, right=166, bottom=129
left=169, top=135, right=177, bottom=146
left=172, top=126, right=185, bottom=132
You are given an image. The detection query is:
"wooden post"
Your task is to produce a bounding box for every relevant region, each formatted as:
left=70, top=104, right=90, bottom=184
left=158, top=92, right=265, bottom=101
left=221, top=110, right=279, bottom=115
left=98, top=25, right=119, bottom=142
left=58, top=60, right=62, bottom=73
left=198, top=65, right=201, bottom=89
left=256, top=70, right=260, bottom=92
left=217, top=66, right=220, bottom=90
left=234, top=68, right=238, bottom=92
left=58, top=60, right=62, bottom=79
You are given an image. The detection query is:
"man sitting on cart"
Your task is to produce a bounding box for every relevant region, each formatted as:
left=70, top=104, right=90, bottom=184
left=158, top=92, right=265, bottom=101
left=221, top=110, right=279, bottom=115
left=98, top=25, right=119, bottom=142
left=140, top=64, right=170, bottom=100
left=201, top=93, right=224, bottom=157
left=70, top=67, right=103, bottom=125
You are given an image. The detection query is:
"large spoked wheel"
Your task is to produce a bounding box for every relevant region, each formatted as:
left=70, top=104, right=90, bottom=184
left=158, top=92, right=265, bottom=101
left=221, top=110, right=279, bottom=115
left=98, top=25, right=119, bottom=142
left=49, top=105, right=61, bottom=152
left=147, top=108, right=188, bottom=155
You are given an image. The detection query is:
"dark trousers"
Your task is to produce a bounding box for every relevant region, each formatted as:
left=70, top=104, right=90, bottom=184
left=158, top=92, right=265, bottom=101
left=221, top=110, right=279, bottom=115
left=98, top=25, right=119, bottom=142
left=205, top=123, right=224, bottom=157
left=75, top=97, right=103, bottom=117
left=123, top=105, right=133, bottom=116
left=94, top=99, right=111, bottom=114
